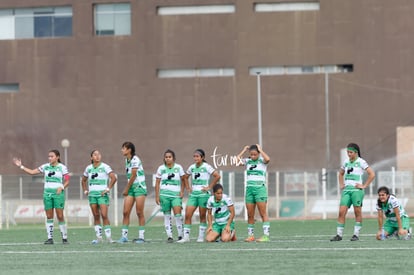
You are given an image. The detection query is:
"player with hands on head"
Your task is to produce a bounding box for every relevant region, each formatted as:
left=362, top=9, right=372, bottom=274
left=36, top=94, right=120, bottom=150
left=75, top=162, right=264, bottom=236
left=13, top=150, right=70, bottom=245
left=237, top=144, right=271, bottom=242
left=82, top=149, right=117, bottom=244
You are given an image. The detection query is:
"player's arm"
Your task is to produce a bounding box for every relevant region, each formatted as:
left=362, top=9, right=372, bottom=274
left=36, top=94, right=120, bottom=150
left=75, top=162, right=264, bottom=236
left=376, top=209, right=384, bottom=239
left=204, top=171, right=220, bottom=192
left=13, top=158, right=41, bottom=175
left=225, top=205, right=235, bottom=233
left=393, top=207, right=405, bottom=236
left=155, top=177, right=161, bottom=205
left=183, top=174, right=191, bottom=193
left=362, top=167, right=375, bottom=189
left=207, top=208, right=213, bottom=232
left=81, top=175, right=89, bottom=195
left=256, top=144, right=270, bottom=164
left=123, top=167, right=137, bottom=196
left=236, top=146, right=249, bottom=166
left=103, top=172, right=117, bottom=195
left=338, top=169, right=345, bottom=190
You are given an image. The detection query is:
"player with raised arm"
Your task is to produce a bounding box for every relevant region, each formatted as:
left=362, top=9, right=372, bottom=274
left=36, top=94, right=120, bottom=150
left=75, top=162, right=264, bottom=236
left=13, top=150, right=70, bottom=244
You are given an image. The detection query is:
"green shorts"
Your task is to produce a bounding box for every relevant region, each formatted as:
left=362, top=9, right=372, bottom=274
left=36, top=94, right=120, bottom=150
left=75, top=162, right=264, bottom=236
left=160, top=196, right=182, bottom=214
left=245, top=185, right=268, bottom=204
left=340, top=187, right=364, bottom=207
left=186, top=193, right=209, bottom=208
left=384, top=217, right=410, bottom=235
left=127, top=183, right=147, bottom=197
left=43, top=190, right=65, bottom=210
left=212, top=221, right=235, bottom=234
left=88, top=192, right=110, bottom=205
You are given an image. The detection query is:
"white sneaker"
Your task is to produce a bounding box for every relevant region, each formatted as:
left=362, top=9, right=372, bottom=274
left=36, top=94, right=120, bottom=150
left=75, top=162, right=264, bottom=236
left=92, top=238, right=103, bottom=244
left=196, top=236, right=204, bottom=243
left=177, top=237, right=190, bottom=243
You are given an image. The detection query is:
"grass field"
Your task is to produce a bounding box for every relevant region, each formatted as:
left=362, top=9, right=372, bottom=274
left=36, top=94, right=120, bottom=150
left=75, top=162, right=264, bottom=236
left=0, top=218, right=413, bottom=275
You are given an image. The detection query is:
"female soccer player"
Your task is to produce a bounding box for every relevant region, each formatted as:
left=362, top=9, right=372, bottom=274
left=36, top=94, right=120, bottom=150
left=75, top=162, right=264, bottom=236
left=330, top=143, right=375, bottom=241
left=178, top=149, right=220, bottom=243
left=155, top=149, right=186, bottom=243
left=118, top=141, right=147, bottom=243
left=376, top=186, right=411, bottom=240
left=237, top=144, right=270, bottom=242
left=81, top=150, right=117, bottom=244
left=13, top=150, right=70, bottom=244
left=205, top=183, right=236, bottom=242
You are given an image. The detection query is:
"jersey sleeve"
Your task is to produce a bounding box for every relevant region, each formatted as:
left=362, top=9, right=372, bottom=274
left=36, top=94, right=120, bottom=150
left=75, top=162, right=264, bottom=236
left=360, top=158, right=369, bottom=170
left=389, top=195, right=400, bottom=209
left=186, top=164, right=193, bottom=175
left=61, top=164, right=69, bottom=175
left=130, top=156, right=140, bottom=169
left=206, top=196, right=213, bottom=209
left=83, top=165, right=90, bottom=177
left=103, top=163, right=113, bottom=174
left=224, top=194, right=234, bottom=206
left=38, top=163, right=47, bottom=173
left=205, top=163, right=216, bottom=174
left=178, top=164, right=185, bottom=177
left=155, top=165, right=163, bottom=179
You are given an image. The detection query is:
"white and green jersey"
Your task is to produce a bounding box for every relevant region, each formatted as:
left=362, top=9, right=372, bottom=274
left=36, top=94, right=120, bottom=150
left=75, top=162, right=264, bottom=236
left=186, top=162, right=215, bottom=196
left=83, top=162, right=113, bottom=196
left=156, top=163, right=185, bottom=197
left=38, top=163, right=69, bottom=192
left=376, top=195, right=408, bottom=221
left=341, top=157, right=369, bottom=188
left=207, top=194, right=233, bottom=225
left=126, top=155, right=146, bottom=190
left=243, top=157, right=267, bottom=187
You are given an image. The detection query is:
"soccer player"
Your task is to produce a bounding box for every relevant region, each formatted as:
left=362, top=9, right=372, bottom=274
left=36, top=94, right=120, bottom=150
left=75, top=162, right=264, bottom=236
left=237, top=144, right=271, bottom=242
left=376, top=186, right=411, bottom=240
left=81, top=150, right=117, bottom=244
left=330, top=143, right=375, bottom=241
left=118, top=141, right=147, bottom=243
left=205, top=183, right=236, bottom=242
left=13, top=150, right=70, bottom=244
left=178, top=149, right=221, bottom=243
left=155, top=149, right=186, bottom=243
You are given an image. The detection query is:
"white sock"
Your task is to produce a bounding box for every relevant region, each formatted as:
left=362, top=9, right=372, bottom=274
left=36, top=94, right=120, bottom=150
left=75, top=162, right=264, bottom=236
left=59, top=222, right=67, bottom=239
left=46, top=219, right=54, bottom=239
left=121, top=226, right=128, bottom=239
left=164, top=214, right=173, bottom=238
left=95, top=225, right=102, bottom=239
left=175, top=214, right=183, bottom=238
left=104, top=226, right=111, bottom=239
left=354, top=222, right=362, bottom=237
left=138, top=226, right=145, bottom=239
left=183, top=224, right=191, bottom=240
left=198, top=223, right=207, bottom=239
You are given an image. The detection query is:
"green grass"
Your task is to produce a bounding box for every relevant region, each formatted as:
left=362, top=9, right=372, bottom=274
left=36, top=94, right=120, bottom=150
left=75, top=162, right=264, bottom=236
left=0, top=219, right=413, bottom=275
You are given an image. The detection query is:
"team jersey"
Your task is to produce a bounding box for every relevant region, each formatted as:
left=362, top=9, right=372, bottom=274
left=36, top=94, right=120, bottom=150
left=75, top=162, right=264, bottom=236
left=341, top=157, right=369, bottom=187
left=207, top=194, right=233, bottom=225
left=186, top=162, right=216, bottom=196
left=156, top=163, right=185, bottom=197
left=243, top=156, right=267, bottom=187
left=38, top=163, right=69, bottom=191
left=83, top=162, right=113, bottom=195
left=376, top=195, right=408, bottom=221
left=126, top=155, right=146, bottom=190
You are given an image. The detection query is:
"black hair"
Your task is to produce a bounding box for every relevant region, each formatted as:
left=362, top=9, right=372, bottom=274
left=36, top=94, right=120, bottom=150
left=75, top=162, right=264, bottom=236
left=90, top=149, right=98, bottom=164
left=249, top=144, right=260, bottom=153
left=122, top=141, right=136, bottom=157
left=377, top=186, right=391, bottom=208
left=213, top=183, right=224, bottom=193
left=347, top=143, right=361, bottom=157
left=194, top=149, right=206, bottom=162
left=164, top=149, right=176, bottom=164
left=49, top=149, right=61, bottom=163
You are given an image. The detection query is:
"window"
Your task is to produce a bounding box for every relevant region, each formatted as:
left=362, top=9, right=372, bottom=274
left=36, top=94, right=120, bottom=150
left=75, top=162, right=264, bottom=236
left=94, top=3, right=131, bottom=36
left=254, top=2, right=320, bottom=12
left=157, top=5, right=235, bottom=15
left=0, top=6, right=72, bottom=40
left=249, top=64, right=353, bottom=75
left=157, top=68, right=235, bottom=78
left=0, top=83, right=19, bottom=93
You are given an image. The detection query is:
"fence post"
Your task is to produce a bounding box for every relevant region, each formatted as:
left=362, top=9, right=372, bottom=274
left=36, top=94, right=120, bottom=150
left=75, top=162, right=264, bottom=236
left=114, top=174, right=119, bottom=227
left=322, top=168, right=327, bottom=220
left=392, top=166, right=396, bottom=194
left=276, top=171, right=280, bottom=219
left=228, top=171, right=234, bottom=199
left=304, top=172, right=308, bottom=218
left=0, top=175, right=2, bottom=229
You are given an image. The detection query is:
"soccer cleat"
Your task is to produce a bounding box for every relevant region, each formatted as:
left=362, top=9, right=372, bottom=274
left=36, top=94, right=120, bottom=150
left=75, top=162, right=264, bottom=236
left=177, top=236, right=183, bottom=241
left=196, top=236, right=204, bottom=243
left=91, top=238, right=102, bottom=244
left=350, top=235, right=359, bottom=241
left=44, top=239, right=54, bottom=245
left=256, top=235, right=270, bottom=242
left=244, top=235, right=255, bottom=242
left=403, top=227, right=412, bottom=240
left=177, top=237, right=190, bottom=243
left=134, top=238, right=145, bottom=244
left=167, top=237, right=174, bottom=243
left=330, top=235, right=342, bottom=241
left=62, top=239, right=69, bottom=245
left=117, top=237, right=129, bottom=243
